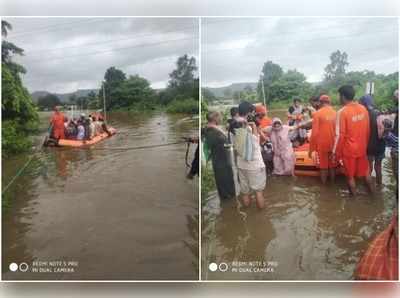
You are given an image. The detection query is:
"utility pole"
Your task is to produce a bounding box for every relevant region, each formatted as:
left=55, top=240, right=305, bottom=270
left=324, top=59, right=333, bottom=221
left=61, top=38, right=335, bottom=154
left=366, top=81, right=375, bottom=95
left=260, top=74, right=266, bottom=106
left=102, top=81, right=107, bottom=121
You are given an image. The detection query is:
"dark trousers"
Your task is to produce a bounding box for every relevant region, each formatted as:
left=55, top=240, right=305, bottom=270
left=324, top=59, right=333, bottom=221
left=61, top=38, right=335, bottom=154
left=189, top=146, right=199, bottom=177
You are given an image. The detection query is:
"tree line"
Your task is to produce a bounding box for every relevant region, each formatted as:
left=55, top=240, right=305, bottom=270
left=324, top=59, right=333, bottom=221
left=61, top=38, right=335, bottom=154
left=2, top=20, right=199, bottom=156
left=37, top=54, right=199, bottom=114
left=2, top=20, right=39, bottom=156
left=203, top=50, right=398, bottom=111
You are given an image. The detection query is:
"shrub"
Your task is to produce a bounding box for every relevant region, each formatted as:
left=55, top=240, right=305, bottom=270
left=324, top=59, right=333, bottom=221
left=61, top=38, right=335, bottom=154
left=2, top=120, right=33, bottom=157
left=166, top=98, right=199, bottom=114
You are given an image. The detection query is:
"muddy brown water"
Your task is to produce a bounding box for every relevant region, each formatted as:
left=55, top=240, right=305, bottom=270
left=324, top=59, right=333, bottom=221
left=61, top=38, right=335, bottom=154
left=201, top=109, right=397, bottom=280
left=2, top=111, right=198, bottom=280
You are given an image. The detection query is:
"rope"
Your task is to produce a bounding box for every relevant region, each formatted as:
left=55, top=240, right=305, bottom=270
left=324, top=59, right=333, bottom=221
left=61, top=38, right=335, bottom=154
left=77, top=141, right=188, bottom=151
left=185, top=142, right=191, bottom=168
left=3, top=124, right=52, bottom=195
left=2, top=154, right=36, bottom=195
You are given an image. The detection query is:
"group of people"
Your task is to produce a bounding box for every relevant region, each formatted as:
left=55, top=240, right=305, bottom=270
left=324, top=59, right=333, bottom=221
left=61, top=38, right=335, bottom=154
left=203, top=85, right=399, bottom=209
left=50, top=106, right=110, bottom=141
left=203, top=85, right=399, bottom=281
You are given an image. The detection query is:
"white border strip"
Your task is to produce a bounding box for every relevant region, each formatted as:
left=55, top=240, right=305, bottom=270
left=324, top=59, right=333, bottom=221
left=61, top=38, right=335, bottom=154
left=0, top=15, right=399, bottom=283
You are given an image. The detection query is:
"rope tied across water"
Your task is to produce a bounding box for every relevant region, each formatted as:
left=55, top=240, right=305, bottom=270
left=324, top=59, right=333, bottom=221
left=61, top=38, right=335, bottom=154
left=2, top=140, right=192, bottom=195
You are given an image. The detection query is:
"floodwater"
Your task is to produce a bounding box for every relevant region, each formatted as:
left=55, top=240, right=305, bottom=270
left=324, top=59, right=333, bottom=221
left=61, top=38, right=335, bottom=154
left=202, top=109, right=397, bottom=280
left=2, top=111, right=198, bottom=280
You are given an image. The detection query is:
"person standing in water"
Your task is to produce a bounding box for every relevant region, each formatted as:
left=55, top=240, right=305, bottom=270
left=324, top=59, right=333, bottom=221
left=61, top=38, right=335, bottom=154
left=186, top=137, right=199, bottom=180
left=359, top=94, right=386, bottom=186
left=203, top=111, right=236, bottom=201
left=264, top=118, right=296, bottom=176
left=309, top=95, right=337, bottom=184
left=50, top=106, right=66, bottom=140
left=332, top=85, right=374, bottom=195
left=232, top=102, right=266, bottom=209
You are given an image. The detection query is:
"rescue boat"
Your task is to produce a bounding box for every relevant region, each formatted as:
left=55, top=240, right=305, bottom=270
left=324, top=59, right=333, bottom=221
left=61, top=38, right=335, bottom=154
left=45, top=127, right=117, bottom=148
left=294, top=142, right=344, bottom=177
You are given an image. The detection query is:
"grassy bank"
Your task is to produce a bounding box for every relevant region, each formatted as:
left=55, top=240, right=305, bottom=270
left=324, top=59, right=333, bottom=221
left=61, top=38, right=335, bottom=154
left=166, top=98, right=199, bottom=114
left=201, top=164, right=216, bottom=206
left=110, top=98, right=199, bottom=115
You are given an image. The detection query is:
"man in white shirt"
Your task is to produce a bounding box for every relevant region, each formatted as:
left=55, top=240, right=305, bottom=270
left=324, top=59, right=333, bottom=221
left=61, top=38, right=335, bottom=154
left=232, top=101, right=266, bottom=209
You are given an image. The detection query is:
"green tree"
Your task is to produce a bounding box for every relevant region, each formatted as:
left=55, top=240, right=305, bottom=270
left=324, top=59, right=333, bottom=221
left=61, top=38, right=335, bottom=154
left=202, top=88, right=217, bottom=103
left=87, top=91, right=99, bottom=109
left=258, top=61, right=283, bottom=103
left=323, top=50, right=349, bottom=87
left=102, top=66, right=127, bottom=110
left=37, top=93, right=61, bottom=110
left=168, top=54, right=197, bottom=91
left=2, top=20, right=38, bottom=156
left=116, top=75, right=156, bottom=109
left=165, top=54, right=198, bottom=104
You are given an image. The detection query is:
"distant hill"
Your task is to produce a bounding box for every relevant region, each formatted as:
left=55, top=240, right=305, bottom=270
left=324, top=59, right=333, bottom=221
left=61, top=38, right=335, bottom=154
left=31, top=89, right=99, bottom=103
left=205, top=82, right=258, bottom=98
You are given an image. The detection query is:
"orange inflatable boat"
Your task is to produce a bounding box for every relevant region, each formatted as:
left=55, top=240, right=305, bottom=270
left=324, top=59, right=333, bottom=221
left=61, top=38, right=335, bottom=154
left=294, top=143, right=344, bottom=177
left=45, top=127, right=116, bottom=147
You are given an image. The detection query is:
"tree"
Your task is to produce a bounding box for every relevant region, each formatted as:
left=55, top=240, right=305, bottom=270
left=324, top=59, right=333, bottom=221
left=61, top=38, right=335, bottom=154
left=259, top=61, right=283, bottom=103
left=202, top=88, right=217, bottom=103
left=168, top=54, right=197, bottom=90
left=102, top=66, right=127, bottom=110
left=2, top=21, right=38, bottom=156
left=115, top=75, right=156, bottom=109
left=104, top=66, right=126, bottom=85
left=99, top=66, right=156, bottom=110
left=323, top=50, right=349, bottom=85
left=269, top=69, right=312, bottom=101
left=87, top=91, right=99, bottom=109
left=165, top=54, right=198, bottom=103
left=1, top=20, right=11, bottom=37
left=2, top=21, right=26, bottom=76
left=37, top=93, right=61, bottom=110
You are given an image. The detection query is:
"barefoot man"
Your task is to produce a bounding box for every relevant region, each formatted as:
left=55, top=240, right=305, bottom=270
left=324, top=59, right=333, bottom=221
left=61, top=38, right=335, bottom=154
left=332, top=85, right=374, bottom=195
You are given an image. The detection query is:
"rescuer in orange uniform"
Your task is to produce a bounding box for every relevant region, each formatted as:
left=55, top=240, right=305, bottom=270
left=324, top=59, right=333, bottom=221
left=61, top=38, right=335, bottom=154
left=309, top=95, right=337, bottom=184
left=50, top=106, right=66, bottom=140
left=255, top=104, right=272, bottom=128
left=332, top=85, right=374, bottom=195
left=255, top=104, right=272, bottom=144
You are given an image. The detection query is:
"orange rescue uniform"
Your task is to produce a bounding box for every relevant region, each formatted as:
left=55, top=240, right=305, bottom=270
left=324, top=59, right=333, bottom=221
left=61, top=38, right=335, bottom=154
left=259, top=116, right=272, bottom=129
left=309, top=105, right=337, bottom=169
left=333, top=102, right=370, bottom=177
left=50, top=112, right=66, bottom=139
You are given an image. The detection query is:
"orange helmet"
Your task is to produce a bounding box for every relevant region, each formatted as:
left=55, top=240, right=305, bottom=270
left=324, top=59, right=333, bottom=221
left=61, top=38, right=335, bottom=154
left=255, top=105, right=267, bottom=115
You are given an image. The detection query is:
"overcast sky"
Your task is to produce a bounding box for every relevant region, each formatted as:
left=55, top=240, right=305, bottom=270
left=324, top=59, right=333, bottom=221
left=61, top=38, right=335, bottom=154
left=4, top=18, right=198, bottom=93
left=1, top=0, right=398, bottom=16
left=202, top=17, right=399, bottom=87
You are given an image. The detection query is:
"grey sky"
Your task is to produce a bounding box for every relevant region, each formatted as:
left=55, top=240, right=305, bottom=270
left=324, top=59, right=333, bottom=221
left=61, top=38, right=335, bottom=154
left=202, top=17, right=399, bottom=87
left=1, top=0, right=398, bottom=16
left=4, top=18, right=198, bottom=93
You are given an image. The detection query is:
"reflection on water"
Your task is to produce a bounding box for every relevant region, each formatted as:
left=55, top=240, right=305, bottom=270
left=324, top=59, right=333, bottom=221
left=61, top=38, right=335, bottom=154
left=2, top=111, right=198, bottom=280
left=202, top=108, right=397, bottom=280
